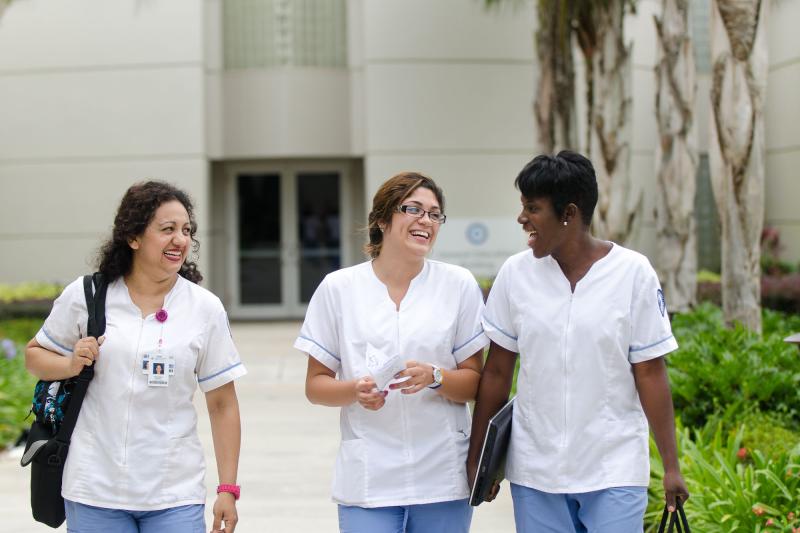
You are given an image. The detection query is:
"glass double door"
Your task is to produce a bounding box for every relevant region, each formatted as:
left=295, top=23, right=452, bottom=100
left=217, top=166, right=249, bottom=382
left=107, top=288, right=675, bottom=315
left=229, top=166, right=344, bottom=318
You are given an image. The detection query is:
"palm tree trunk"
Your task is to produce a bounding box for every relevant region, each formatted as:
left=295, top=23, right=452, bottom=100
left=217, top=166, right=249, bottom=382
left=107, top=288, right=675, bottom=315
left=588, top=0, right=637, bottom=244
left=709, top=0, right=768, bottom=332
left=535, top=0, right=576, bottom=153
left=653, top=0, right=697, bottom=313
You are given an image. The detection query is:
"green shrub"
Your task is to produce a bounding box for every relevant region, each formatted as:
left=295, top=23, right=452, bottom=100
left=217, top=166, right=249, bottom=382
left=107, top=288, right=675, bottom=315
left=0, top=319, right=43, bottom=448
left=669, top=304, right=800, bottom=429
left=0, top=282, right=62, bottom=303
left=736, top=409, right=800, bottom=462
left=647, top=422, right=800, bottom=533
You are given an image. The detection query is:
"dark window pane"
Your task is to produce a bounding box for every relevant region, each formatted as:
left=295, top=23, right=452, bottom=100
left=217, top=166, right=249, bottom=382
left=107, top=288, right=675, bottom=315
left=297, top=172, right=340, bottom=303
left=238, top=174, right=282, bottom=304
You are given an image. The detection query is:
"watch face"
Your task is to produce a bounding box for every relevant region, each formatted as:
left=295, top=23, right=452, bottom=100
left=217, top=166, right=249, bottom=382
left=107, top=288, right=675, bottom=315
left=433, top=367, right=443, bottom=384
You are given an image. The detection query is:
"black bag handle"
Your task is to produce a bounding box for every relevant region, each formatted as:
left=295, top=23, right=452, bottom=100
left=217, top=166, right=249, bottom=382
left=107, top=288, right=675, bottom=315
left=52, top=273, right=107, bottom=449
left=657, top=499, right=691, bottom=533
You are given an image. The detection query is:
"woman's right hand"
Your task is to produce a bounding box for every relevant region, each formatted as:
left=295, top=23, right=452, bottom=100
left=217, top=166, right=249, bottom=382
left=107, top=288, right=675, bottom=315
left=70, top=336, right=104, bottom=377
left=354, top=376, right=387, bottom=411
left=466, top=460, right=501, bottom=502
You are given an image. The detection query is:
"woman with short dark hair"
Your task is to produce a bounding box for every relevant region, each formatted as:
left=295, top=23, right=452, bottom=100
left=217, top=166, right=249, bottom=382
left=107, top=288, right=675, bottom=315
left=468, top=151, right=688, bottom=532
left=25, top=180, right=245, bottom=533
left=296, top=172, right=488, bottom=533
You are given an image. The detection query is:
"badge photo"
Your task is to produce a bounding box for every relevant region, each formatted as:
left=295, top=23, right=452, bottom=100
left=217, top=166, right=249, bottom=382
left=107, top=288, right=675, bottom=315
left=147, top=356, right=169, bottom=387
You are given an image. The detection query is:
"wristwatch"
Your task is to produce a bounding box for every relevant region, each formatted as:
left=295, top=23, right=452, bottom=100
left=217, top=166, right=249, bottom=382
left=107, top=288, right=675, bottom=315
left=429, top=365, right=444, bottom=389
left=217, top=484, right=241, bottom=500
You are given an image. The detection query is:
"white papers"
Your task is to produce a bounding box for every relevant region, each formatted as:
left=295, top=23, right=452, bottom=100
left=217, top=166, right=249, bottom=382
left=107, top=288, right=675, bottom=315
left=366, top=343, right=406, bottom=391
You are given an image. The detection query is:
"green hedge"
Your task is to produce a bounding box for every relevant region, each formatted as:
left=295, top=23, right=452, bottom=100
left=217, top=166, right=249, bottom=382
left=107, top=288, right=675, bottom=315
left=669, top=304, right=800, bottom=430
left=0, top=319, right=42, bottom=448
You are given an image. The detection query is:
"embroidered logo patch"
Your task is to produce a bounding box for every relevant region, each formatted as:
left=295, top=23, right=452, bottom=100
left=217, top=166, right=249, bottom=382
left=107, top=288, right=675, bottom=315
left=657, top=289, right=666, bottom=317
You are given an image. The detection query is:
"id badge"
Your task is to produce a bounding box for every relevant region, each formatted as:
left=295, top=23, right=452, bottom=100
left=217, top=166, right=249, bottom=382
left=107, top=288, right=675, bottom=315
left=147, top=355, right=170, bottom=387
left=142, top=353, right=176, bottom=376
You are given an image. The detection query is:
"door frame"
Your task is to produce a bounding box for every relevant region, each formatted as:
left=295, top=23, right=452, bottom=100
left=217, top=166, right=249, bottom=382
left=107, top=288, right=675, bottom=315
left=225, top=160, right=353, bottom=319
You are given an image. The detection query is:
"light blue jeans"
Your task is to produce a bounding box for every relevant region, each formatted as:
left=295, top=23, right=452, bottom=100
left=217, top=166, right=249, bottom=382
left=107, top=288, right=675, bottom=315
left=511, top=483, right=648, bottom=533
left=338, top=498, right=472, bottom=533
left=65, top=499, right=205, bottom=533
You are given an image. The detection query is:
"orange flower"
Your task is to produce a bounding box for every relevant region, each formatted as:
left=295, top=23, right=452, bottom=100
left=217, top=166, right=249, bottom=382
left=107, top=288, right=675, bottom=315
left=753, top=506, right=765, bottom=516
left=766, top=518, right=775, bottom=527
left=789, top=512, right=796, bottom=520
left=737, top=447, right=748, bottom=460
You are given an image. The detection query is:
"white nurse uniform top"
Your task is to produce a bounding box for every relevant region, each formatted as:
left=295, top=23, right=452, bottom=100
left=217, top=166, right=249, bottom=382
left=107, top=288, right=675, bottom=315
left=36, top=275, right=246, bottom=511
left=483, top=244, right=678, bottom=493
left=294, top=260, right=489, bottom=508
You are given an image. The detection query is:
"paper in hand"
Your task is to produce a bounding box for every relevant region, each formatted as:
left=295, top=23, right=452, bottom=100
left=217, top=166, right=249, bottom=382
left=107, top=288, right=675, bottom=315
left=366, top=343, right=406, bottom=391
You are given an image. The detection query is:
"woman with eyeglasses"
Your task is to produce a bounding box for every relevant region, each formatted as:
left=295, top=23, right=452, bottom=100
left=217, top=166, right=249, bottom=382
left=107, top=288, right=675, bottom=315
left=295, top=172, right=488, bottom=533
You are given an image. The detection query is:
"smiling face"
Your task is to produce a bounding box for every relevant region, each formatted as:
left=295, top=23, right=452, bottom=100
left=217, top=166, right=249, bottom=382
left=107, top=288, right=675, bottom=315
left=382, top=187, right=442, bottom=258
left=518, top=195, right=566, bottom=258
left=129, top=200, right=191, bottom=279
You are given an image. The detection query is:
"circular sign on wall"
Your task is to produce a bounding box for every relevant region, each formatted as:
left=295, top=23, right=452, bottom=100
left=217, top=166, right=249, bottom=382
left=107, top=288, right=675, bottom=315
left=465, top=222, right=489, bottom=246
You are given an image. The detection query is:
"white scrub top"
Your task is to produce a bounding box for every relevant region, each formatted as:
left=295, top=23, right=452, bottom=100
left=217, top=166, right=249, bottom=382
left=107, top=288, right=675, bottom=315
left=483, top=245, right=678, bottom=493
left=36, top=275, right=246, bottom=511
left=294, top=260, right=489, bottom=508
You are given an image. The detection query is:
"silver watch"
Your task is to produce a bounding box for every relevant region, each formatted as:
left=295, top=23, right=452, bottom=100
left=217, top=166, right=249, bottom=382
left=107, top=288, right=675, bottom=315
left=429, top=365, right=443, bottom=389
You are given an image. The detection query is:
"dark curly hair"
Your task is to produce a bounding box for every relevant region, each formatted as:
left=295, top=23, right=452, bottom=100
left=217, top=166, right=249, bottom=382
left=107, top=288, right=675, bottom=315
left=97, top=181, right=203, bottom=283
left=364, top=172, right=444, bottom=259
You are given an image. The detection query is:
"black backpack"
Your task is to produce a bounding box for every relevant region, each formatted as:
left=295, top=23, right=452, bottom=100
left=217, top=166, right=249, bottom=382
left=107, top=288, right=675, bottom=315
left=20, top=273, right=108, bottom=528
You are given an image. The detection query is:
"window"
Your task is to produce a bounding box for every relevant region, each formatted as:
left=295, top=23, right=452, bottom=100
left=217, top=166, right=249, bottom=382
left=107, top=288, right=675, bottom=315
left=224, top=0, right=347, bottom=69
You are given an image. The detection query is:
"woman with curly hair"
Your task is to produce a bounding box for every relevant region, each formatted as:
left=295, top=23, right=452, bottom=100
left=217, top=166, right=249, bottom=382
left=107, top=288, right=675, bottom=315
left=25, top=181, right=245, bottom=533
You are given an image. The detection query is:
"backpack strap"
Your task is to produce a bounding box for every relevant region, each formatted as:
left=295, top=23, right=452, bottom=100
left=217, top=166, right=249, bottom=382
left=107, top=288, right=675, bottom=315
left=51, top=274, right=108, bottom=452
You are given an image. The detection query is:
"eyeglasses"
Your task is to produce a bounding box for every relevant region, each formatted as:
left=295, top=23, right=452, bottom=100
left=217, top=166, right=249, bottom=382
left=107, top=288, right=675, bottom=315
left=397, top=205, right=447, bottom=224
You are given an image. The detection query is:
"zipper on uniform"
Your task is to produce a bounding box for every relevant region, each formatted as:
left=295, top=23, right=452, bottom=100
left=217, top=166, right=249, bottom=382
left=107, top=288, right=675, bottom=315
left=122, top=317, right=145, bottom=465
left=562, top=293, right=573, bottom=447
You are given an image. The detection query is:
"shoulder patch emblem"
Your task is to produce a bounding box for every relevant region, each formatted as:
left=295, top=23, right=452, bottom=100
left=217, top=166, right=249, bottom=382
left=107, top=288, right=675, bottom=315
left=657, top=289, right=666, bottom=317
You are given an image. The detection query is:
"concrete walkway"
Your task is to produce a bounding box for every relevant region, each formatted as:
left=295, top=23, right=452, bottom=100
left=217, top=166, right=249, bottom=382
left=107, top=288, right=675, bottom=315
left=1, top=321, right=515, bottom=532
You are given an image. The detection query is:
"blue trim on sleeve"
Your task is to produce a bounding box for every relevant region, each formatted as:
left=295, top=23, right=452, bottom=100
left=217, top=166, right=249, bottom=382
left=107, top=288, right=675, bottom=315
left=483, top=316, right=518, bottom=341
left=630, top=334, right=674, bottom=353
left=452, top=328, right=485, bottom=354
left=198, top=361, right=243, bottom=383
left=41, top=326, right=73, bottom=354
left=298, top=335, right=341, bottom=361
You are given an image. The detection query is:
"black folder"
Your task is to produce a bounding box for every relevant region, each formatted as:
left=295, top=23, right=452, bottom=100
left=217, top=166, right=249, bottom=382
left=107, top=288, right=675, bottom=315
left=469, top=396, right=515, bottom=506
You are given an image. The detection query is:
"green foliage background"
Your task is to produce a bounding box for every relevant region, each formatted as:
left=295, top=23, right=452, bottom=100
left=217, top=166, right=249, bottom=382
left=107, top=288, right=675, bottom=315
left=0, top=319, right=41, bottom=447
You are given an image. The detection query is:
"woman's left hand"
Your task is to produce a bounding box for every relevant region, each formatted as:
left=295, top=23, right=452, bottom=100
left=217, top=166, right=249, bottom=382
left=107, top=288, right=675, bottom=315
left=211, top=493, right=238, bottom=533
left=663, top=469, right=690, bottom=512
left=389, top=360, right=434, bottom=394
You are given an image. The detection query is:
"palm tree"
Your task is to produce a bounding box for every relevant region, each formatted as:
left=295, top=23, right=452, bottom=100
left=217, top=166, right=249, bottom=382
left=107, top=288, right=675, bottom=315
left=585, top=0, right=638, bottom=244
left=709, top=0, right=768, bottom=332
left=534, top=0, right=576, bottom=152
left=486, top=0, right=639, bottom=245
left=653, top=0, right=697, bottom=313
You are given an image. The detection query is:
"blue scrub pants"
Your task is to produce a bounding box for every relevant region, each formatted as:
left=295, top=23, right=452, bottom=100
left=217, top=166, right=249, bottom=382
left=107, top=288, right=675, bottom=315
left=338, top=498, right=472, bottom=533
left=510, top=483, right=647, bottom=533
left=65, top=499, right=205, bottom=533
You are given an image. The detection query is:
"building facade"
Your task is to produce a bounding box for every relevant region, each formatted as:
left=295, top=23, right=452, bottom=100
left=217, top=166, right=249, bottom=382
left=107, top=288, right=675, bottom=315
left=0, top=0, right=797, bottom=319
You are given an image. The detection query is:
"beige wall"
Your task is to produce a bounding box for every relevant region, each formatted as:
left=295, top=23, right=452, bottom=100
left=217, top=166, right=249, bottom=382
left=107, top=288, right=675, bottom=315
left=0, top=0, right=209, bottom=284
left=766, top=0, right=800, bottom=263
left=1, top=0, right=798, bottom=289
left=204, top=0, right=353, bottom=160
left=358, top=0, right=537, bottom=275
